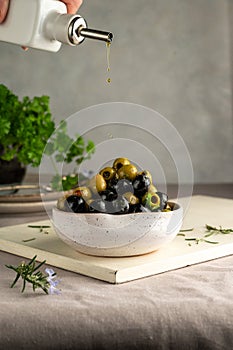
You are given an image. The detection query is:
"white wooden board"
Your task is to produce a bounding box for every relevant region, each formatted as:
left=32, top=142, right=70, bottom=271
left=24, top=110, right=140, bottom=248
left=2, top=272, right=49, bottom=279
left=0, top=196, right=232, bottom=283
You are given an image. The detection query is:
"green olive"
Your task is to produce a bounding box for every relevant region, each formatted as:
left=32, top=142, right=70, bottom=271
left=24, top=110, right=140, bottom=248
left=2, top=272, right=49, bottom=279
left=72, top=186, right=92, bottom=200
left=86, top=198, right=94, bottom=206
left=57, top=195, right=69, bottom=211
left=142, top=192, right=160, bottom=211
left=88, top=174, right=107, bottom=194
left=123, top=192, right=139, bottom=205
left=99, top=167, right=117, bottom=181
left=148, top=184, right=158, bottom=194
left=117, top=164, right=138, bottom=181
left=138, top=170, right=153, bottom=183
left=162, top=203, right=172, bottom=212
left=113, top=157, right=130, bottom=170
left=85, top=198, right=94, bottom=211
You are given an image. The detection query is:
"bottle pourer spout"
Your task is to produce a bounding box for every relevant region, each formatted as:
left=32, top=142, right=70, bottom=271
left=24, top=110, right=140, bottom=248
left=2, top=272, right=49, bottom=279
left=77, top=27, right=113, bottom=43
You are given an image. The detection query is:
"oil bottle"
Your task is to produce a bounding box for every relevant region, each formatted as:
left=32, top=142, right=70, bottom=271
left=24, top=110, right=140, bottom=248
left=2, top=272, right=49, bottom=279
left=0, top=0, right=113, bottom=52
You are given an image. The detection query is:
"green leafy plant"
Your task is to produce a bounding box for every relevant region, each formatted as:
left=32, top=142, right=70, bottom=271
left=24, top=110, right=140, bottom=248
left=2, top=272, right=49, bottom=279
left=0, top=84, right=54, bottom=167
left=44, top=120, right=95, bottom=191
left=0, top=84, right=95, bottom=190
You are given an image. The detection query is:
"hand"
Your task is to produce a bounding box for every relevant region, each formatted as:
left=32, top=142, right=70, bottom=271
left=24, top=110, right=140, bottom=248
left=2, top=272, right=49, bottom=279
left=0, top=0, right=9, bottom=23
left=0, top=0, right=83, bottom=23
left=62, top=0, right=83, bottom=14
left=0, top=0, right=83, bottom=51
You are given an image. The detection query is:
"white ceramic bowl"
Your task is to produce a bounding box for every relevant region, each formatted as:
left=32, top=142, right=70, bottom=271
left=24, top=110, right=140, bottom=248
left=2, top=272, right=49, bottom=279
left=52, top=202, right=182, bottom=257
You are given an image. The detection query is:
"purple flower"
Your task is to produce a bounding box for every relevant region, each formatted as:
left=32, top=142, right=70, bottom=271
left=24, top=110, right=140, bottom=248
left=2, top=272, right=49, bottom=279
left=45, top=268, right=61, bottom=295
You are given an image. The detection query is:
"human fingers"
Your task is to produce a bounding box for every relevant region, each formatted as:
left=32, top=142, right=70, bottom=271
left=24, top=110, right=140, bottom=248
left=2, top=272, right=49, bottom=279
left=66, top=0, right=83, bottom=14
left=61, top=0, right=83, bottom=14
left=0, top=0, right=9, bottom=23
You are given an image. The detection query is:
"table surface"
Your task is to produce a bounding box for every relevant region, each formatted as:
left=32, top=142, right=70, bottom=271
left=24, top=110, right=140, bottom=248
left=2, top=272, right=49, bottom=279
left=0, top=183, right=233, bottom=350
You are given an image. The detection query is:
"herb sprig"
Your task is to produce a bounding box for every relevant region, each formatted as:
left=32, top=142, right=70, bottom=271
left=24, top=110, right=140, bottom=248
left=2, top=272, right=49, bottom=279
left=204, top=224, right=233, bottom=237
left=28, top=224, right=51, bottom=234
left=5, top=255, right=60, bottom=294
left=178, top=224, right=233, bottom=246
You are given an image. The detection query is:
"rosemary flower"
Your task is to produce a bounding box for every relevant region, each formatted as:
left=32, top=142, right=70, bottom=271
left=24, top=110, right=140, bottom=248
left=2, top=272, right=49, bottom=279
left=45, top=268, right=61, bottom=295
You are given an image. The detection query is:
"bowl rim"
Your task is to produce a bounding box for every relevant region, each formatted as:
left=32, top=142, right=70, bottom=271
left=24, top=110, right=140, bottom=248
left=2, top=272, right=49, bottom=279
left=53, top=201, right=182, bottom=217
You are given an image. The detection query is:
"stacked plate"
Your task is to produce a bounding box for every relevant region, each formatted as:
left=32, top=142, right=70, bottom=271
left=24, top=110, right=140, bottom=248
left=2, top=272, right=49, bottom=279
left=0, top=184, right=59, bottom=214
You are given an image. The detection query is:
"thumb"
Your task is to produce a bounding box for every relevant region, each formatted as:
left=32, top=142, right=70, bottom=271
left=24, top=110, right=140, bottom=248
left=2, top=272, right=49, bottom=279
left=0, top=0, right=9, bottom=23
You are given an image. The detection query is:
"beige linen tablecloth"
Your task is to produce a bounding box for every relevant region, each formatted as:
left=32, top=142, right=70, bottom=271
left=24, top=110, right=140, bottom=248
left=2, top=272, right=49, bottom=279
left=1, top=251, right=233, bottom=350
left=0, top=184, right=233, bottom=349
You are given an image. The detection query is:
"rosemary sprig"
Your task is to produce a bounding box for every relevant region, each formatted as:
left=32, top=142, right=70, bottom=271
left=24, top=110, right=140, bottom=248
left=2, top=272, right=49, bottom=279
left=27, top=225, right=51, bottom=234
left=5, top=255, right=59, bottom=294
left=22, top=238, right=36, bottom=242
left=28, top=225, right=51, bottom=228
left=179, top=228, right=194, bottom=232
left=178, top=224, right=232, bottom=246
left=205, top=224, right=233, bottom=237
left=184, top=237, right=219, bottom=245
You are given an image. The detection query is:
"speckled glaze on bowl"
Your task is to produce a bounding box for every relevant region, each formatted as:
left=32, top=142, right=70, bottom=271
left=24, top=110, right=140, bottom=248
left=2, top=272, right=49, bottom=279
left=52, top=202, right=183, bottom=257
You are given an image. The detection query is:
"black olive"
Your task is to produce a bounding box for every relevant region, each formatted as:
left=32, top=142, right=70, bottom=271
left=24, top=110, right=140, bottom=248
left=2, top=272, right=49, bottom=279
left=111, top=196, right=130, bottom=214
left=157, top=192, right=168, bottom=209
left=89, top=199, right=109, bottom=213
left=115, top=179, right=134, bottom=195
left=107, top=177, right=118, bottom=192
left=100, top=190, right=118, bottom=202
left=128, top=203, right=140, bottom=213
left=132, top=174, right=151, bottom=197
left=64, top=195, right=86, bottom=213
left=129, top=203, right=151, bottom=213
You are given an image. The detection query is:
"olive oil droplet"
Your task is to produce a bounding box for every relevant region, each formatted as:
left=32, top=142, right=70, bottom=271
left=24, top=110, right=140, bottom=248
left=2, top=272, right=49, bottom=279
left=106, top=41, right=111, bottom=84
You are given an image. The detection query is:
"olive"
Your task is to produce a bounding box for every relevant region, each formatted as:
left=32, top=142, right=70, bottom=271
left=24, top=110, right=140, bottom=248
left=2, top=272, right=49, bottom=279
left=115, top=179, right=134, bottom=195
left=148, top=184, right=158, bottom=194
left=123, top=192, right=139, bottom=205
left=100, top=190, right=118, bottom=202
left=85, top=198, right=94, bottom=211
left=138, top=170, right=153, bottom=184
left=128, top=203, right=139, bottom=213
left=99, top=167, right=117, bottom=182
left=132, top=174, right=151, bottom=197
left=162, top=203, right=172, bottom=212
left=89, top=199, right=109, bottom=213
left=129, top=203, right=151, bottom=213
left=113, top=157, right=130, bottom=171
left=64, top=195, right=86, bottom=213
left=72, top=186, right=92, bottom=201
left=107, top=177, right=118, bottom=191
left=142, top=192, right=161, bottom=211
left=157, top=192, right=168, bottom=210
left=111, top=196, right=130, bottom=214
left=57, top=195, right=69, bottom=211
left=88, top=174, right=107, bottom=194
left=117, top=164, right=138, bottom=181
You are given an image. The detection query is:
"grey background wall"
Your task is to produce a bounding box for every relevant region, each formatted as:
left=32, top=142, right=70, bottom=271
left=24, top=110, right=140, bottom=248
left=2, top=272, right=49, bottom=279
left=0, top=0, right=232, bottom=183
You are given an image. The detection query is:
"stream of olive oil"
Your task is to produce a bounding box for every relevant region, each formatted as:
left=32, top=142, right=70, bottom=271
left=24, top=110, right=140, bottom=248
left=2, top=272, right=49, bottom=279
left=106, top=41, right=111, bottom=83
